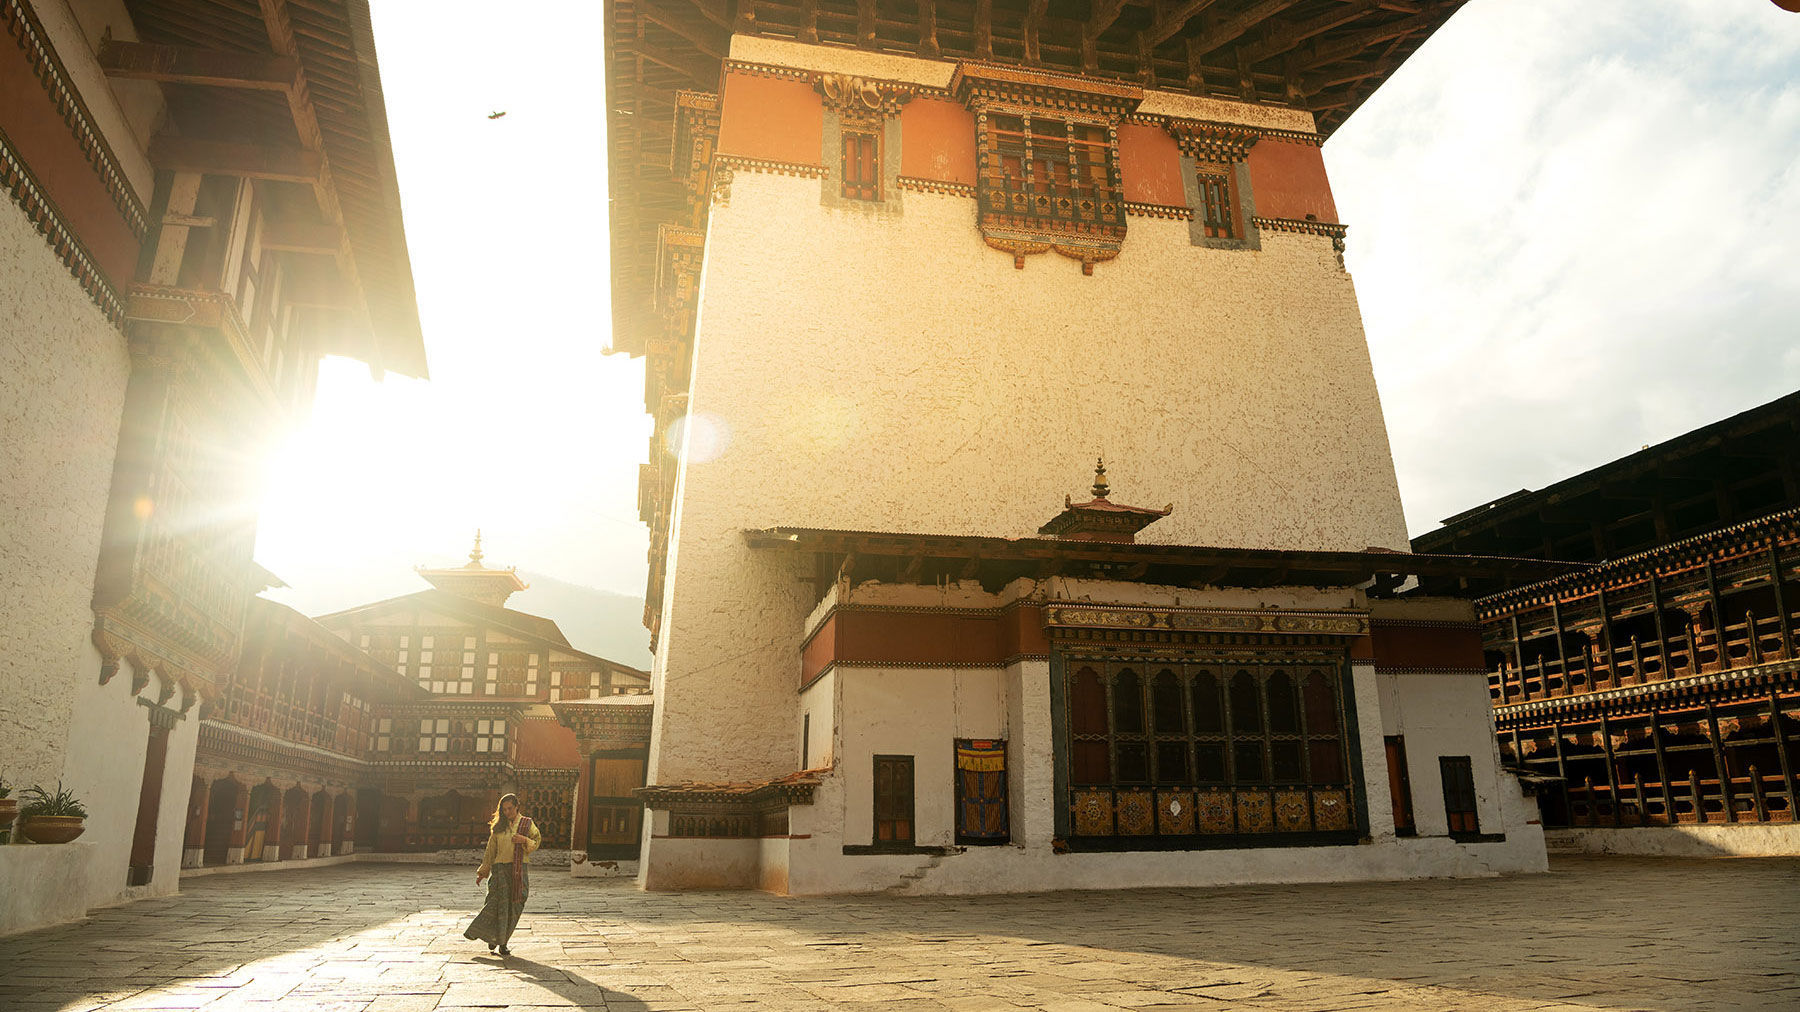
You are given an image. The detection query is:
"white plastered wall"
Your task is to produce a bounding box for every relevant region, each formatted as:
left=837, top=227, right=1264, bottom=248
left=0, top=200, right=131, bottom=792
left=57, top=645, right=203, bottom=908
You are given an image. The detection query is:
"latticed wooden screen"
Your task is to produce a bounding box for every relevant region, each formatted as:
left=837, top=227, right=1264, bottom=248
left=1064, top=655, right=1358, bottom=843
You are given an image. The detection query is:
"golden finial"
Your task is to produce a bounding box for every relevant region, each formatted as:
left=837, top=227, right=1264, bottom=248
left=1091, top=457, right=1110, bottom=499
left=469, top=529, right=484, bottom=565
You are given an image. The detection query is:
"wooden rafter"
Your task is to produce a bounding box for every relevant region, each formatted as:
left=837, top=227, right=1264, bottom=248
left=97, top=39, right=299, bottom=90
left=1185, top=0, right=1301, bottom=56
left=148, top=137, right=321, bottom=183
left=1239, top=0, right=1377, bottom=64
left=643, top=8, right=727, bottom=60
left=1145, top=0, right=1225, bottom=49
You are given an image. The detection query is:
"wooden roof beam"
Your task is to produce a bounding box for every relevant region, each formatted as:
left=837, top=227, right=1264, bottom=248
left=1086, top=0, right=1128, bottom=42
left=1146, top=0, right=1225, bottom=49
left=1294, top=9, right=1440, bottom=71
left=97, top=39, right=299, bottom=90
left=1239, top=0, right=1376, bottom=64
left=643, top=8, right=727, bottom=60
left=1182, top=0, right=1301, bottom=57
left=1024, top=0, right=1048, bottom=62
left=630, top=42, right=720, bottom=85
left=261, top=218, right=345, bottom=255
left=149, top=136, right=321, bottom=183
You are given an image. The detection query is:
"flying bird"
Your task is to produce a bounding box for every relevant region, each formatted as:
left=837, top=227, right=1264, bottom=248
left=487, top=111, right=507, bottom=120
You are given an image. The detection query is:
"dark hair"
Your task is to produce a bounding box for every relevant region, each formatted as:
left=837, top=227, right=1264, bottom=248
left=488, top=793, right=520, bottom=832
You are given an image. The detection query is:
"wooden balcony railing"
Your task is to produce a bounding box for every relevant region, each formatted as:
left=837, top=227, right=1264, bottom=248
left=1566, top=767, right=1795, bottom=827
left=1489, top=604, right=1798, bottom=705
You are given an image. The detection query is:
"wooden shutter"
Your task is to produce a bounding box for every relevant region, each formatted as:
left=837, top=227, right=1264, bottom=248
left=1439, top=755, right=1479, bottom=834
left=1385, top=736, right=1415, bottom=835
left=1198, top=169, right=1236, bottom=239
left=873, top=754, right=914, bottom=845
left=842, top=131, right=879, bottom=201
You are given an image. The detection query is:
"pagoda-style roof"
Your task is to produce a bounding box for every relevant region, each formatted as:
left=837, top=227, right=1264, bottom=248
left=415, top=531, right=529, bottom=607
left=746, top=525, right=1583, bottom=597
left=110, top=0, right=426, bottom=376
left=1038, top=459, right=1173, bottom=542
left=606, top=0, right=1471, bottom=358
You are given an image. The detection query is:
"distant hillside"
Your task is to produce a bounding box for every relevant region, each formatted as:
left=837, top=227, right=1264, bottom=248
left=511, top=573, right=652, bottom=669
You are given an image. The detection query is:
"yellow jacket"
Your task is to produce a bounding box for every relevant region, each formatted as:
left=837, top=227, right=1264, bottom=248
left=478, top=815, right=542, bottom=875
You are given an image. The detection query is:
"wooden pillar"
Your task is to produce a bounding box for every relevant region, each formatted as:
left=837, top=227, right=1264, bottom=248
left=1650, top=709, right=1676, bottom=824
left=263, top=787, right=285, bottom=862
left=1551, top=720, right=1571, bottom=823
left=1595, top=587, right=1618, bottom=687
left=571, top=751, right=594, bottom=854
left=975, top=0, right=993, bottom=60
left=127, top=718, right=173, bottom=887
left=183, top=776, right=209, bottom=869
left=1650, top=574, right=1671, bottom=677
left=226, top=780, right=249, bottom=863
left=1770, top=545, right=1793, bottom=660
left=1550, top=599, right=1571, bottom=693
left=1770, top=691, right=1796, bottom=821
left=1598, top=713, right=1622, bottom=827
left=1508, top=614, right=1526, bottom=703
left=1703, top=700, right=1735, bottom=823
left=1705, top=561, right=1726, bottom=670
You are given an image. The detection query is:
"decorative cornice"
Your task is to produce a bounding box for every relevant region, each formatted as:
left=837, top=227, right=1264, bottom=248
left=897, top=175, right=975, bottom=197
left=1257, top=127, right=1324, bottom=147
left=1371, top=666, right=1486, bottom=677
left=1252, top=216, right=1347, bottom=238
left=1165, top=119, right=1260, bottom=163
left=816, top=73, right=915, bottom=120
left=0, top=127, right=126, bottom=324
left=1, top=0, right=147, bottom=238
left=714, top=154, right=828, bottom=178
left=1123, top=201, right=1193, bottom=220
left=721, top=59, right=815, bottom=82
left=1045, top=605, right=1369, bottom=638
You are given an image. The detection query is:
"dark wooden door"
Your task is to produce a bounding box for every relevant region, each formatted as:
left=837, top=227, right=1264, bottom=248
left=873, top=754, right=914, bottom=847
left=1385, top=736, right=1415, bottom=835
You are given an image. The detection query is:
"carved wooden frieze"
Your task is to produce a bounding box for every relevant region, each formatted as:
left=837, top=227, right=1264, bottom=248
left=1043, top=605, right=1369, bottom=638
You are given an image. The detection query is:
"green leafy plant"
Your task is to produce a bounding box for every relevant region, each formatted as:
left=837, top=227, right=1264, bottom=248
left=19, top=782, right=87, bottom=819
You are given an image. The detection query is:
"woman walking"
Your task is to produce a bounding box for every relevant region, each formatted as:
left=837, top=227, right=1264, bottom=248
left=464, top=793, right=541, bottom=956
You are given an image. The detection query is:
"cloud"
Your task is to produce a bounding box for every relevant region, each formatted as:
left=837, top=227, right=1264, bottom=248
left=1327, top=0, right=1800, bottom=534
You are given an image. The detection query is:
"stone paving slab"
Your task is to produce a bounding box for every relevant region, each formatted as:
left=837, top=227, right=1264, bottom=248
left=0, top=856, right=1794, bottom=1010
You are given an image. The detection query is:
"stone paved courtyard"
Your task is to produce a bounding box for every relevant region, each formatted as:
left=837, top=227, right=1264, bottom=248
left=0, top=856, right=1794, bottom=1011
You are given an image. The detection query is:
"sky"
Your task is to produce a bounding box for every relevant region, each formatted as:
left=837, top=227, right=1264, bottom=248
left=253, top=0, right=1800, bottom=622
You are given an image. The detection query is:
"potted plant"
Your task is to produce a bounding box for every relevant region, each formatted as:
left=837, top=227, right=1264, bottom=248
left=18, top=783, right=87, bottom=844
left=0, top=773, right=15, bottom=843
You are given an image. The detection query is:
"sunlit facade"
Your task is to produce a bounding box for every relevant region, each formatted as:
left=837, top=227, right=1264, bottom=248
left=0, top=0, right=422, bottom=934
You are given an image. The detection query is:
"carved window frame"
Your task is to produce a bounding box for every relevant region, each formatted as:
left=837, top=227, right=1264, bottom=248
left=953, top=65, right=1140, bottom=274
left=1168, top=120, right=1261, bottom=251
left=817, top=74, right=908, bottom=214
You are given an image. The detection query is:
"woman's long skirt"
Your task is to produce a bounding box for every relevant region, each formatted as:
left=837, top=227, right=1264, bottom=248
left=464, top=862, right=528, bottom=947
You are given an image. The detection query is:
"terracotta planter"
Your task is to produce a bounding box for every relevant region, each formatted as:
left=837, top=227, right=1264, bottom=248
left=0, top=798, right=16, bottom=838
left=20, top=815, right=85, bottom=844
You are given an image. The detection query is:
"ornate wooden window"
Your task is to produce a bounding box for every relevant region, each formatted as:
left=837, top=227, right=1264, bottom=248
left=475, top=718, right=507, bottom=754
left=841, top=129, right=881, bottom=201
left=418, top=717, right=449, bottom=753
left=954, top=65, right=1139, bottom=274
left=1167, top=120, right=1260, bottom=250
left=873, top=754, right=915, bottom=848
left=1195, top=165, right=1238, bottom=239
left=1440, top=755, right=1479, bottom=836
left=1064, top=657, right=1357, bottom=845
left=375, top=718, right=391, bottom=752
left=955, top=739, right=1009, bottom=844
